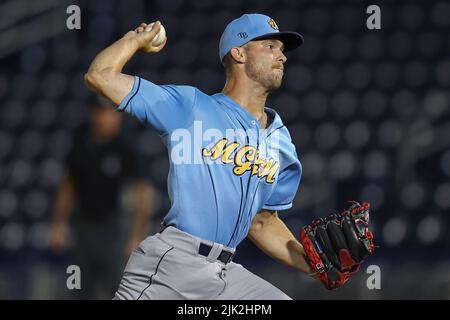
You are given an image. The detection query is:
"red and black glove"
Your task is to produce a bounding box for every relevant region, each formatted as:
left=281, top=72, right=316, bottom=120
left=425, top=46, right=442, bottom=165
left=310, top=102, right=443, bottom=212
left=299, top=201, right=376, bottom=290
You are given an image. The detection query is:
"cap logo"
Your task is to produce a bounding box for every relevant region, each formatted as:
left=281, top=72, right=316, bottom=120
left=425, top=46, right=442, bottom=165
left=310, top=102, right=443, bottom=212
left=268, top=18, right=279, bottom=30
left=238, top=32, right=248, bottom=39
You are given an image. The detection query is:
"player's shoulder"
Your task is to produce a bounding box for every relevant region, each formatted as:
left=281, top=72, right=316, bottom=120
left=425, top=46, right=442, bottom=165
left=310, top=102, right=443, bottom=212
left=137, top=76, right=197, bottom=96
left=159, top=83, right=198, bottom=95
left=138, top=76, right=217, bottom=100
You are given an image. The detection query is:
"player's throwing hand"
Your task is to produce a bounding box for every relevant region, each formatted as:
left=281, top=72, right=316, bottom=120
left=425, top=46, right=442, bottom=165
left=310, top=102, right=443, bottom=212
left=124, top=21, right=167, bottom=53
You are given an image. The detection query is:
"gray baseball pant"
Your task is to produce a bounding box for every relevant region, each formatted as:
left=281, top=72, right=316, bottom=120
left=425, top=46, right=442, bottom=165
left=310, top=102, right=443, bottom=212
left=113, top=226, right=291, bottom=300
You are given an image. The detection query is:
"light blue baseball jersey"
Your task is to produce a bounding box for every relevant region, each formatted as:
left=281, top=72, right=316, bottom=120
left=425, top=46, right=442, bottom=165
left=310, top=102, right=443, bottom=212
left=118, top=76, right=302, bottom=248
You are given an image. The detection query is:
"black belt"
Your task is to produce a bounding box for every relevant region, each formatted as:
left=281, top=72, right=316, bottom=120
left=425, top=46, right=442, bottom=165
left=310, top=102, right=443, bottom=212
left=199, top=242, right=234, bottom=264
left=160, top=224, right=235, bottom=264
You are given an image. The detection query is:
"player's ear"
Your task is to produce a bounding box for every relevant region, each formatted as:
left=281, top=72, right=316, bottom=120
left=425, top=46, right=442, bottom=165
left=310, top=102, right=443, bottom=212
left=229, top=47, right=246, bottom=64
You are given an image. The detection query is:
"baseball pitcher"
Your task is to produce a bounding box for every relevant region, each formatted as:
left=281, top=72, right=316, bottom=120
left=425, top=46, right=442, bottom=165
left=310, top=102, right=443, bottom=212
left=85, top=13, right=376, bottom=300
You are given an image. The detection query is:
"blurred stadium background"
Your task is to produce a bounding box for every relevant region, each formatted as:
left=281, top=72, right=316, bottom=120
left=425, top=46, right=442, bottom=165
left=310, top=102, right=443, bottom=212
left=0, top=0, right=449, bottom=299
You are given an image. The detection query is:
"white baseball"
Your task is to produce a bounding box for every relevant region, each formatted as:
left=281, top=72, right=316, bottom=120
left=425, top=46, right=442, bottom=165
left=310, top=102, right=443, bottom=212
left=145, top=22, right=166, bottom=46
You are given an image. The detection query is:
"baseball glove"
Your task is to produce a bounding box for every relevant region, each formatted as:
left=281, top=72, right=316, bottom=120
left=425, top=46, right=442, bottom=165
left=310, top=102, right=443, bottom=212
left=299, top=201, right=376, bottom=290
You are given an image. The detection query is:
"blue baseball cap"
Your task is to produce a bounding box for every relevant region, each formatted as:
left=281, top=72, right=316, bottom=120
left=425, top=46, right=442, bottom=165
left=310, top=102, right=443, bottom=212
left=219, top=13, right=304, bottom=61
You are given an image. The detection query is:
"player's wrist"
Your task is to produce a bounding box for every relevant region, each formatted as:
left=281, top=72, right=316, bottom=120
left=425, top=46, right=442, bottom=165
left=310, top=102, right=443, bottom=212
left=129, top=37, right=143, bottom=53
left=121, top=33, right=141, bottom=53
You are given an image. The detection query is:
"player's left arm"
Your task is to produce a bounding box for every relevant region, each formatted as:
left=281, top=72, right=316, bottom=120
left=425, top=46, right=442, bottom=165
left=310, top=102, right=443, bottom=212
left=248, top=210, right=313, bottom=275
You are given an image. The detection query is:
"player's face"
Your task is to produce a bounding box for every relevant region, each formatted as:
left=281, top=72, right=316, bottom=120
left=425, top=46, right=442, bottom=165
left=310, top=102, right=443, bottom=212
left=243, top=39, right=287, bottom=90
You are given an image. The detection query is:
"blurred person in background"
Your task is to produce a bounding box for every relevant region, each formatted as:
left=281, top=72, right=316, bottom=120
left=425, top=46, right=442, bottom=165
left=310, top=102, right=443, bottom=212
left=48, top=96, right=154, bottom=299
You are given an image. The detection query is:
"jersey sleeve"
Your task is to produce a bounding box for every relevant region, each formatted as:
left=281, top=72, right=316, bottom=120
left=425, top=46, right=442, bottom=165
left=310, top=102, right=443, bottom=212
left=262, top=159, right=302, bottom=211
left=117, top=76, right=197, bottom=135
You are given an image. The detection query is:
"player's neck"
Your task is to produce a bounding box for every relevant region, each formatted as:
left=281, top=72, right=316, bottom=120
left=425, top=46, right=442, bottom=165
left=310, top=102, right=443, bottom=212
left=222, top=77, right=269, bottom=125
